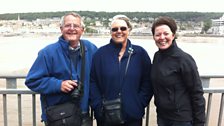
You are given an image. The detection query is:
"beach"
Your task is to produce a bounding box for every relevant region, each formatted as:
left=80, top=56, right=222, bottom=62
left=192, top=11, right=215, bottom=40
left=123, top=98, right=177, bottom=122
left=0, top=35, right=224, bottom=76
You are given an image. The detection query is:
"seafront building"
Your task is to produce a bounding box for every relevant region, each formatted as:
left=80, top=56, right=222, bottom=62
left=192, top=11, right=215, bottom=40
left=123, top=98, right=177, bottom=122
left=0, top=14, right=152, bottom=37
left=1, top=14, right=224, bottom=36
left=210, top=14, right=224, bottom=35
left=0, top=15, right=61, bottom=37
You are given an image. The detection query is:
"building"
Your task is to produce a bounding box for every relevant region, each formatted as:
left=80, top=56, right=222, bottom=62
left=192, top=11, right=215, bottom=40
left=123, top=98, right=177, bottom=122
left=210, top=14, right=224, bottom=35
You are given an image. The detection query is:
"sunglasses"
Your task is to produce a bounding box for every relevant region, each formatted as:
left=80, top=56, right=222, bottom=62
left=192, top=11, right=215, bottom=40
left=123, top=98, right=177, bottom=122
left=111, top=27, right=127, bottom=32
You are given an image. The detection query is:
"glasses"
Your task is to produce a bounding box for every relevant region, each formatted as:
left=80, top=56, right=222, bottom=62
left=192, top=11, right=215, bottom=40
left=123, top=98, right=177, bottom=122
left=63, top=24, right=81, bottom=29
left=111, top=27, right=127, bottom=32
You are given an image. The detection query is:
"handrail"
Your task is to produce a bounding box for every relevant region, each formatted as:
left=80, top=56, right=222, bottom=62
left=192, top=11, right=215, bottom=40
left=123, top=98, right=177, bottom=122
left=0, top=75, right=27, bottom=78
left=204, top=87, right=224, bottom=93
left=1, top=75, right=223, bottom=89
left=0, top=88, right=37, bottom=94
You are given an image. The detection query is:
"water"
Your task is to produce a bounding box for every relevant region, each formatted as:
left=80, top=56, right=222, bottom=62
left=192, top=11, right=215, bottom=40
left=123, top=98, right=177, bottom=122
left=0, top=35, right=224, bottom=126
left=0, top=35, right=224, bottom=76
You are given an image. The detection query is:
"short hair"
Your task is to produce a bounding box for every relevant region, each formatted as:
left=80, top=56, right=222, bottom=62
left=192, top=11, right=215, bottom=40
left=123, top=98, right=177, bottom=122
left=111, top=14, right=133, bottom=31
left=151, top=16, right=177, bottom=36
left=60, top=12, right=85, bottom=28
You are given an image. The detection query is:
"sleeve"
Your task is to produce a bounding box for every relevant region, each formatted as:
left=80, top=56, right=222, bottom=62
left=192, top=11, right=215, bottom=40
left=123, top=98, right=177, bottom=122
left=25, top=50, right=62, bottom=94
left=89, top=53, right=103, bottom=120
left=138, top=48, right=153, bottom=107
left=181, top=55, right=205, bottom=125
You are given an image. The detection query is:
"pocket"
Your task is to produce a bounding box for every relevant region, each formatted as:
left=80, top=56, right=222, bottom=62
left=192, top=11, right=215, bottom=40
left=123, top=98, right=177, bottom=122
left=157, top=88, right=177, bottom=111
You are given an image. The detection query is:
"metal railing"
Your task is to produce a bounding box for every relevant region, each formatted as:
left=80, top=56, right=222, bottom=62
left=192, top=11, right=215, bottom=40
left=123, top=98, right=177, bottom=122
left=0, top=75, right=224, bottom=126
left=204, top=88, right=224, bottom=126
left=0, top=89, right=38, bottom=126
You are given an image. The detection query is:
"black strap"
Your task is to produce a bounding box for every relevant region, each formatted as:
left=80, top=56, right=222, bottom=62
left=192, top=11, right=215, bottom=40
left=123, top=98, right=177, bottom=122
left=118, top=45, right=133, bottom=95
left=125, top=46, right=133, bottom=76
left=78, top=41, right=86, bottom=95
left=103, top=44, right=133, bottom=99
left=44, top=41, right=86, bottom=108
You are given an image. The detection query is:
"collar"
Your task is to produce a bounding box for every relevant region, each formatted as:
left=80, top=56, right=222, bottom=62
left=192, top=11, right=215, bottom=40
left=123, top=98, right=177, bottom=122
left=159, top=39, right=178, bottom=56
left=109, top=38, right=134, bottom=57
left=59, top=36, right=86, bottom=56
left=69, top=42, right=80, bottom=51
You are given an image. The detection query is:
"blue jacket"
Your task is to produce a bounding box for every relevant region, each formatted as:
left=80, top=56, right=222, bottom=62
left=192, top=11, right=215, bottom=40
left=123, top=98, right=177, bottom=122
left=90, top=39, right=153, bottom=121
left=25, top=36, right=97, bottom=121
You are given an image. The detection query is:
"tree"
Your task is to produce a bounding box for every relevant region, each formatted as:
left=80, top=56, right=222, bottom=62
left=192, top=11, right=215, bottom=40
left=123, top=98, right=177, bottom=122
left=202, top=19, right=212, bottom=33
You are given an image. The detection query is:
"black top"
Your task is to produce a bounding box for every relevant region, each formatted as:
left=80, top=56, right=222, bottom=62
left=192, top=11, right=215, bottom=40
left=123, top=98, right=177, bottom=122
left=151, top=40, right=205, bottom=126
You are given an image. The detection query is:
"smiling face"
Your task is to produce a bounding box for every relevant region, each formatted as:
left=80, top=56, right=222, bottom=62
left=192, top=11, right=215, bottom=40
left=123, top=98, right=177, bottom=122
left=153, top=24, right=175, bottom=50
left=110, top=19, right=129, bottom=44
left=60, top=15, right=84, bottom=46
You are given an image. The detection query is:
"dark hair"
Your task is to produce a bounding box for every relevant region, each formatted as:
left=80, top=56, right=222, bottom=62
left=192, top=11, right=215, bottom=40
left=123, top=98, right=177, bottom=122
left=151, top=16, right=177, bottom=36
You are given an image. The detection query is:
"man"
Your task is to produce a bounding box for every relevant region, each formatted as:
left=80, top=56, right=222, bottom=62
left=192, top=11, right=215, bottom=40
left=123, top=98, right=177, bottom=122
left=25, top=12, right=97, bottom=125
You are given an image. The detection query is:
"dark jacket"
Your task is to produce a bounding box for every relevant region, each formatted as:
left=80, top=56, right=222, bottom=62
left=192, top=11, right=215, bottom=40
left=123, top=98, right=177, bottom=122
left=151, top=40, right=205, bottom=126
left=25, top=36, right=97, bottom=121
left=90, top=39, right=153, bottom=121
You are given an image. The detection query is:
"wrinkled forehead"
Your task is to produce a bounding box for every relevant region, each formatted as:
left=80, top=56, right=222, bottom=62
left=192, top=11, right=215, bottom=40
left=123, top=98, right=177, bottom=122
left=111, top=19, right=127, bottom=27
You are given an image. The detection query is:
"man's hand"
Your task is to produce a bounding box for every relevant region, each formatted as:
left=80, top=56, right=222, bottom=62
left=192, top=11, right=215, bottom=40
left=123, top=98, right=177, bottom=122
left=61, top=80, right=78, bottom=93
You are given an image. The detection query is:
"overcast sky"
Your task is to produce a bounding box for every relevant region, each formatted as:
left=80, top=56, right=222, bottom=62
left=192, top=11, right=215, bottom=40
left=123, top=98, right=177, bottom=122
left=0, top=0, right=224, bottom=14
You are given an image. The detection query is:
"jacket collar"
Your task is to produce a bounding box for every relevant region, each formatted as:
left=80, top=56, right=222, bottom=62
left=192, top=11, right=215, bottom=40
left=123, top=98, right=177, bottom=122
left=109, top=38, right=134, bottom=57
left=159, top=39, right=178, bottom=56
left=58, top=36, right=86, bottom=56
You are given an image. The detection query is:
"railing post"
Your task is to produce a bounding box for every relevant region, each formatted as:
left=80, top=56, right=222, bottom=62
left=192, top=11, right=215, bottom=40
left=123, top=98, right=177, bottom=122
left=18, top=94, right=22, bottom=126
left=218, top=93, right=224, bottom=126
left=32, top=94, right=37, bottom=126
left=6, top=78, right=17, bottom=89
left=201, top=77, right=210, bottom=88
left=205, top=93, right=213, bottom=126
left=3, top=94, right=8, bottom=126
left=145, top=105, right=150, bottom=126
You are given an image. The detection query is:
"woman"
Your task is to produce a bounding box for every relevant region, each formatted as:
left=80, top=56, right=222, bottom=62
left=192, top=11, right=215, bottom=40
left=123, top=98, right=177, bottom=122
left=90, top=15, right=153, bottom=126
left=150, top=16, right=205, bottom=126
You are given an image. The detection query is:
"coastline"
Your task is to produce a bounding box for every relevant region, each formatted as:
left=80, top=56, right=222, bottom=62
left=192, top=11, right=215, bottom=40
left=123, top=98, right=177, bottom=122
left=83, top=33, right=224, bottom=39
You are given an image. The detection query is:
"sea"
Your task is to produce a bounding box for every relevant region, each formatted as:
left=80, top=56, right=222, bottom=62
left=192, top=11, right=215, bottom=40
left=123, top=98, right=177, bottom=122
left=0, top=35, right=224, bottom=76
left=0, top=35, right=224, bottom=126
